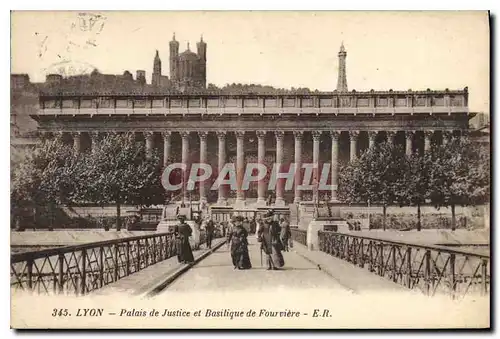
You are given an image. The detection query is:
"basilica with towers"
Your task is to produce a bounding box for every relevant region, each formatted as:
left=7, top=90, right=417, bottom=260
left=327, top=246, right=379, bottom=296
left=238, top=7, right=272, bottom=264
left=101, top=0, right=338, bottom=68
left=152, top=34, right=207, bottom=91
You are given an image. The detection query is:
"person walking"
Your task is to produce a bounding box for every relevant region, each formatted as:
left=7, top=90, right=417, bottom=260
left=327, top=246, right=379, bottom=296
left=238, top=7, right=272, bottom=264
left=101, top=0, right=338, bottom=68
left=242, top=217, right=250, bottom=232
left=257, top=210, right=285, bottom=270
left=205, top=216, right=215, bottom=249
left=250, top=217, right=257, bottom=234
left=221, top=221, right=227, bottom=238
left=279, top=217, right=291, bottom=252
left=227, top=216, right=252, bottom=270
left=173, top=215, right=194, bottom=264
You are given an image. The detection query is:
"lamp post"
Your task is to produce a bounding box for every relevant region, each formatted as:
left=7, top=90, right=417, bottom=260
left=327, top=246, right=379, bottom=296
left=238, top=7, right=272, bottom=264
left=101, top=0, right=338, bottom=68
left=367, top=199, right=371, bottom=230
left=181, top=172, right=185, bottom=207
left=187, top=179, right=195, bottom=216
left=188, top=179, right=200, bottom=249
left=313, top=178, right=319, bottom=219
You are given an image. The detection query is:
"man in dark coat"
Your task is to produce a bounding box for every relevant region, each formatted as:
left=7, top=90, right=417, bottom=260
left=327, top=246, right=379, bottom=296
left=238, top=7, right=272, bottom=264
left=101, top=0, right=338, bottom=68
left=250, top=217, right=257, bottom=234
left=242, top=217, right=250, bottom=232
left=205, top=216, right=215, bottom=249
left=173, top=215, right=195, bottom=264
left=221, top=221, right=227, bottom=237
left=279, top=217, right=291, bottom=252
left=257, top=210, right=285, bottom=270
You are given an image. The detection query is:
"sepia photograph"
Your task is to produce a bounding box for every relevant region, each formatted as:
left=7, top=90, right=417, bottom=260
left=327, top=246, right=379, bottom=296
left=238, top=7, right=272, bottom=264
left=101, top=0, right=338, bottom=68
left=9, top=10, right=490, bottom=329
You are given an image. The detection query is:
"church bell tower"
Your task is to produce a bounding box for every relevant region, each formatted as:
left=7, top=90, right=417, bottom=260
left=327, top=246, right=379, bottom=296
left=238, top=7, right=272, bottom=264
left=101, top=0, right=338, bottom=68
left=152, top=50, right=162, bottom=86
left=169, top=33, right=179, bottom=82
left=196, top=35, right=207, bottom=88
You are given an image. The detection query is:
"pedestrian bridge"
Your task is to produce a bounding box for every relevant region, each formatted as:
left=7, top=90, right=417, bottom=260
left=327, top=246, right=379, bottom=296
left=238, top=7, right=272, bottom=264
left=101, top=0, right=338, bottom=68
left=10, top=229, right=490, bottom=300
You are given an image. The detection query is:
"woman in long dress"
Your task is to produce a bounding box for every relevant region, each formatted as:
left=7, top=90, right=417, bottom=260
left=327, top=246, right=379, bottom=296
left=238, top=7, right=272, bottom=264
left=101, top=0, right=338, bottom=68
left=227, top=216, right=252, bottom=270
left=174, top=215, right=195, bottom=264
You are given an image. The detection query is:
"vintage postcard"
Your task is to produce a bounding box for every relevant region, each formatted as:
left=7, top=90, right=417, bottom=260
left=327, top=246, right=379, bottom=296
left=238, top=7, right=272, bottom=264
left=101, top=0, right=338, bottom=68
left=10, top=10, right=490, bottom=329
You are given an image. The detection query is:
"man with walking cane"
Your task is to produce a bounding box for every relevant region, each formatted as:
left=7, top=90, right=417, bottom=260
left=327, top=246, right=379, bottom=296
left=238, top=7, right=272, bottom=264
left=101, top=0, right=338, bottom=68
left=257, top=210, right=285, bottom=270
left=260, top=241, right=263, bottom=267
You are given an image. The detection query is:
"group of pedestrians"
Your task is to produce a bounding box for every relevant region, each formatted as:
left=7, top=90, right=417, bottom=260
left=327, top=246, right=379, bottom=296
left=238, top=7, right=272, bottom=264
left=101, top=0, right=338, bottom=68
left=172, top=214, right=217, bottom=264
left=226, top=211, right=292, bottom=271
left=172, top=210, right=293, bottom=272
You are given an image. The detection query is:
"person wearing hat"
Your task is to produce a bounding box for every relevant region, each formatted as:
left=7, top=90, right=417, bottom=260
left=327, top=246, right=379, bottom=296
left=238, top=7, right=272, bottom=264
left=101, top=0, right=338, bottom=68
left=173, top=214, right=195, bottom=264
left=204, top=215, right=215, bottom=249
left=279, top=217, right=291, bottom=252
left=257, top=210, right=285, bottom=270
left=249, top=217, right=257, bottom=234
left=227, top=215, right=252, bottom=270
left=221, top=220, right=227, bottom=238
left=242, top=217, right=250, bottom=232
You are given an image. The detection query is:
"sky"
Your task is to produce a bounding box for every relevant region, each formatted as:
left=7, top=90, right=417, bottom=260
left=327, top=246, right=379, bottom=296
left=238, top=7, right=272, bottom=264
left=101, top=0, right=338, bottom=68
left=10, top=11, right=490, bottom=114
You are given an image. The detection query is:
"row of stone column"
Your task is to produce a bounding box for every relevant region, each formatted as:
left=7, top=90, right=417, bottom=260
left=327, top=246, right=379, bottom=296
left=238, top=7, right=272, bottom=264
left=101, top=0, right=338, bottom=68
left=159, top=129, right=443, bottom=206
left=68, top=129, right=453, bottom=205
left=68, top=130, right=160, bottom=158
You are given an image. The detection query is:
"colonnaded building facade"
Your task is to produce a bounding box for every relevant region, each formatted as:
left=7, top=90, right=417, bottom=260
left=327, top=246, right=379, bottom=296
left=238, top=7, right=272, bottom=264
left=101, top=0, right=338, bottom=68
left=12, top=38, right=472, bottom=207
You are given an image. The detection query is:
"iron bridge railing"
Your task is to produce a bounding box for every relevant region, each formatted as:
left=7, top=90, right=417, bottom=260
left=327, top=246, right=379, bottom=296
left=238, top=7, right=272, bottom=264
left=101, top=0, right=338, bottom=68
left=291, top=228, right=307, bottom=246
left=318, top=231, right=490, bottom=299
left=11, top=232, right=179, bottom=296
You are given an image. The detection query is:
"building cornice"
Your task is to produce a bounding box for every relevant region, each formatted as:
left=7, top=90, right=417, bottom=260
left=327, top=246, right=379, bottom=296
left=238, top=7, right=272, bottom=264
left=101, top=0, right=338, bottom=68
left=38, top=87, right=469, bottom=98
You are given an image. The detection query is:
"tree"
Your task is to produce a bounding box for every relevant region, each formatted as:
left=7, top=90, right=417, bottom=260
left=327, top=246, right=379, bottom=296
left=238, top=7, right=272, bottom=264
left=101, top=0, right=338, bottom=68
left=428, top=137, right=490, bottom=231
left=11, top=137, right=79, bottom=230
left=207, top=83, right=219, bottom=91
left=77, top=133, right=165, bottom=231
left=338, top=142, right=406, bottom=230
left=11, top=133, right=167, bottom=231
left=398, top=152, right=432, bottom=231
left=467, top=141, right=490, bottom=205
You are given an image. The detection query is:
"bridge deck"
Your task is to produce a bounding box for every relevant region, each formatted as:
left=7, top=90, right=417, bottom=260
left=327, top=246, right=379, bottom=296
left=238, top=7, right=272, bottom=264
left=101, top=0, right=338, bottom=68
left=92, top=238, right=226, bottom=296
left=162, top=239, right=349, bottom=294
